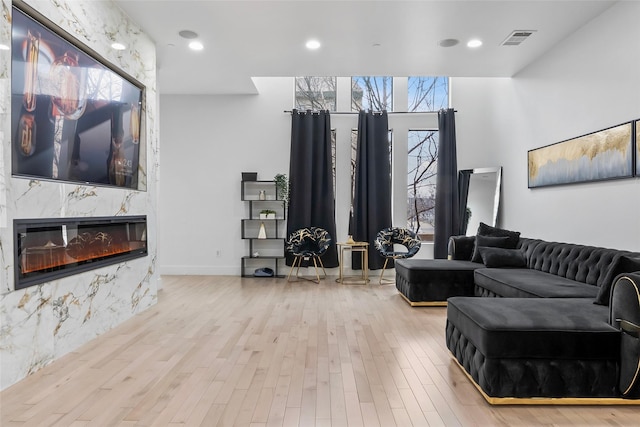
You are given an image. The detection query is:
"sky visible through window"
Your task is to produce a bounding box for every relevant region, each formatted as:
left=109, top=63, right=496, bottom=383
left=408, top=76, right=448, bottom=112
left=351, top=76, right=392, bottom=111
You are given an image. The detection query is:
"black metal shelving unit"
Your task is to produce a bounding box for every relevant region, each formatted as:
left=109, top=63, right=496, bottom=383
left=240, top=180, right=286, bottom=278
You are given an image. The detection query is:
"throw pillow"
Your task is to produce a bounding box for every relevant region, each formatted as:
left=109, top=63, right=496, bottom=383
left=479, top=247, right=527, bottom=268
left=594, top=255, right=640, bottom=306
left=471, top=235, right=511, bottom=263
left=477, top=222, right=521, bottom=249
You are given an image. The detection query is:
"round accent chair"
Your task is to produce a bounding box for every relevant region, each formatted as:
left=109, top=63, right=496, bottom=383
left=286, top=227, right=332, bottom=283
left=374, top=227, right=421, bottom=284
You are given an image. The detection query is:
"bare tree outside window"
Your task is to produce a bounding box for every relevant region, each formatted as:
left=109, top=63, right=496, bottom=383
left=351, top=76, right=392, bottom=111
left=294, top=77, right=337, bottom=111
left=407, top=130, right=438, bottom=241
left=408, top=76, right=449, bottom=112
left=406, top=77, right=449, bottom=240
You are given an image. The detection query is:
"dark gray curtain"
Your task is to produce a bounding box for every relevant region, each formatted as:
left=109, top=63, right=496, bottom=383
left=287, top=110, right=338, bottom=268
left=434, top=108, right=460, bottom=258
left=458, top=170, right=471, bottom=235
left=350, top=110, right=392, bottom=270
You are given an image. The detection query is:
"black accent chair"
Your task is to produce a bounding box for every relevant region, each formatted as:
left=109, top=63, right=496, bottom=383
left=286, top=227, right=331, bottom=283
left=374, top=227, right=421, bottom=284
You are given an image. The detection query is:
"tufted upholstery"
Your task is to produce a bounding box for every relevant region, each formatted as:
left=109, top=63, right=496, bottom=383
left=445, top=272, right=640, bottom=400
left=395, top=259, right=478, bottom=303
left=471, top=239, right=640, bottom=303
left=527, top=241, right=633, bottom=288
left=446, top=320, right=619, bottom=398
left=440, top=235, right=640, bottom=401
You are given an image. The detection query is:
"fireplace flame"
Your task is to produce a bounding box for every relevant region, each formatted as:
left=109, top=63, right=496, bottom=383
left=21, top=242, right=146, bottom=274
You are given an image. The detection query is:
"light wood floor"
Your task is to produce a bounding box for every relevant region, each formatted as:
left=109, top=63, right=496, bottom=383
left=1, top=275, right=638, bottom=426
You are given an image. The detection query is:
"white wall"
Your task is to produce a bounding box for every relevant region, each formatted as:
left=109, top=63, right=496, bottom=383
left=452, top=0, right=640, bottom=251
left=160, top=79, right=291, bottom=275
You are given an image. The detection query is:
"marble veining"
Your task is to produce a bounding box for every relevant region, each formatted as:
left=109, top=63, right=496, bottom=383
left=0, top=0, right=159, bottom=390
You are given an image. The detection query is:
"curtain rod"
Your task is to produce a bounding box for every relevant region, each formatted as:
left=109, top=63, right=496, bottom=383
left=283, top=110, right=456, bottom=115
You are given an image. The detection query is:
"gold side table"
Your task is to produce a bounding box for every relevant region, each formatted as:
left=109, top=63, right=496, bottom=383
left=336, top=241, right=369, bottom=284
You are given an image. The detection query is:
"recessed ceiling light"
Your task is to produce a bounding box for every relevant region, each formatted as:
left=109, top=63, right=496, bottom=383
left=179, top=30, right=199, bottom=39
left=188, top=40, right=204, bottom=51
left=467, top=39, right=483, bottom=48
left=306, top=39, right=321, bottom=50
left=111, top=42, right=126, bottom=50
left=438, top=38, right=459, bottom=48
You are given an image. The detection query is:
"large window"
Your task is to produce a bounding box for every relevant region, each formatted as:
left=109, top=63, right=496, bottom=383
left=351, top=76, right=393, bottom=111
left=294, top=77, right=337, bottom=111
left=408, top=76, right=448, bottom=112
left=407, top=130, right=438, bottom=241
left=292, top=76, right=449, bottom=242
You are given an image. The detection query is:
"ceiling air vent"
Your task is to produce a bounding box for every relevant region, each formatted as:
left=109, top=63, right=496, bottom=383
left=501, top=30, right=536, bottom=46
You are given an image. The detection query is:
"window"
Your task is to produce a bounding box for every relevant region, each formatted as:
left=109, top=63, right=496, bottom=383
left=407, top=130, right=438, bottom=241
left=294, top=77, right=336, bottom=111
left=408, top=76, right=449, bottom=112
left=351, top=76, right=393, bottom=111
left=292, top=76, right=448, bottom=241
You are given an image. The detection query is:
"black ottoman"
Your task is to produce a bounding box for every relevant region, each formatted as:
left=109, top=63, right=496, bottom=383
left=446, top=297, right=621, bottom=402
left=394, top=259, right=479, bottom=306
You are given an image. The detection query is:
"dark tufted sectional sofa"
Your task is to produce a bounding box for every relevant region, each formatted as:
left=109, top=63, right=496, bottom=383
left=395, top=229, right=640, bottom=403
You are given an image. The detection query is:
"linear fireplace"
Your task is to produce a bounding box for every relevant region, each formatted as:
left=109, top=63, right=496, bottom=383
left=14, top=216, right=147, bottom=290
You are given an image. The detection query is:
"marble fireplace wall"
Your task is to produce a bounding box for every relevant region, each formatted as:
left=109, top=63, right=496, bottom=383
left=0, top=0, right=160, bottom=390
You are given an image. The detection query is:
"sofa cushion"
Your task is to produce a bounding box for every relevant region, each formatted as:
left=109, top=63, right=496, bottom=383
left=447, top=297, right=619, bottom=359
left=447, top=235, right=475, bottom=261
left=477, top=222, right=520, bottom=249
left=479, top=247, right=527, bottom=268
left=474, top=268, right=599, bottom=298
left=471, top=235, right=511, bottom=263
left=595, top=255, right=640, bottom=306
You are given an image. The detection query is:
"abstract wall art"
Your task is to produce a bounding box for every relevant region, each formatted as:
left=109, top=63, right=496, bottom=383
left=528, top=122, right=633, bottom=188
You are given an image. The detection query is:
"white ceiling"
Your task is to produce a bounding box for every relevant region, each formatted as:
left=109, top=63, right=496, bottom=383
left=114, top=0, right=617, bottom=95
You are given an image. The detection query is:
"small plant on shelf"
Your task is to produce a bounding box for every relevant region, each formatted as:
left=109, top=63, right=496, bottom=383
left=274, top=173, right=289, bottom=207
left=260, top=209, right=276, bottom=219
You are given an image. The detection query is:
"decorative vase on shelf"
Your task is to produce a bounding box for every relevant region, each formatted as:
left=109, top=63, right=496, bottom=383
left=259, top=190, right=266, bottom=200
left=258, top=222, right=267, bottom=239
